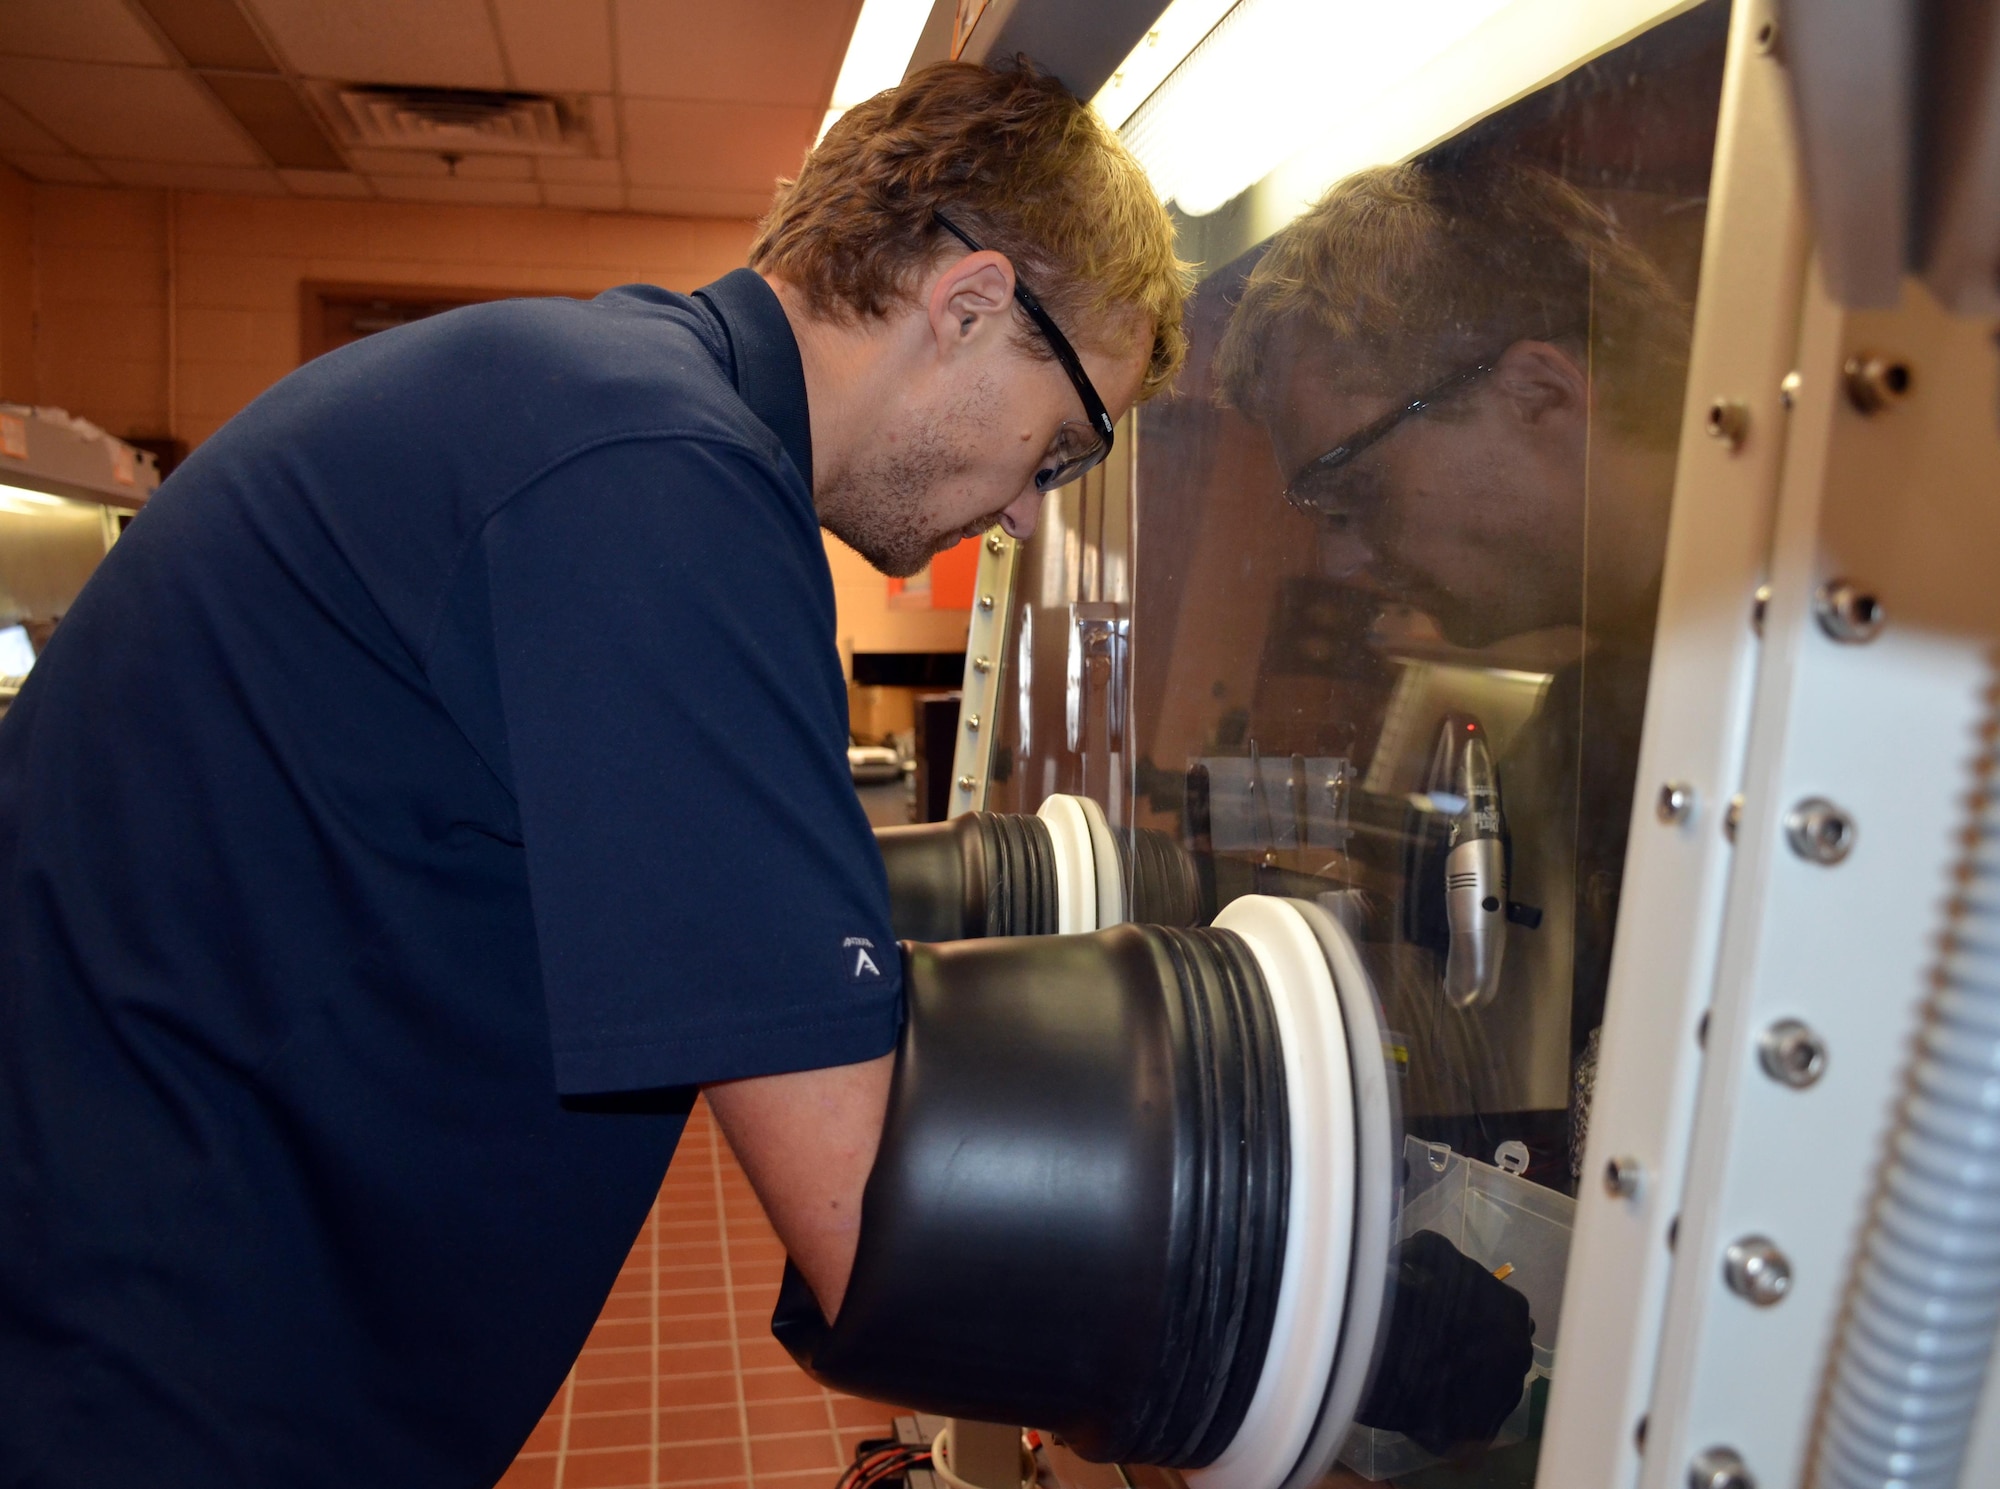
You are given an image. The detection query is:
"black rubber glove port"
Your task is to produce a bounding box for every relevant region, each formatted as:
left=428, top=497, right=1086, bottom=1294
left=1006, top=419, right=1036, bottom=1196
left=1115, top=824, right=1210, bottom=927
left=875, top=810, right=1205, bottom=942
left=772, top=926, right=1288, bottom=1468
left=875, top=813, right=1058, bottom=942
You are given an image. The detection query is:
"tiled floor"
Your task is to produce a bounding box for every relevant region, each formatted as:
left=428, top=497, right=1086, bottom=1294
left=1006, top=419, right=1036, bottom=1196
left=499, top=1099, right=901, bottom=1489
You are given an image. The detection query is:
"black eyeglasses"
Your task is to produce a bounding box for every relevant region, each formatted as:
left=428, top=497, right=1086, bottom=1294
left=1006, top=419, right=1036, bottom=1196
left=933, top=211, right=1116, bottom=492
left=1283, top=359, right=1496, bottom=516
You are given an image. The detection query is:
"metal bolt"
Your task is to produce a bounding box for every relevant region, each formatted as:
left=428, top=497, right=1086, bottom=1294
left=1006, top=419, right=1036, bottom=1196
left=985, top=533, right=1006, bottom=554
left=1752, top=583, right=1771, bottom=636
left=1758, top=1019, right=1827, bottom=1088
left=1658, top=781, right=1696, bottom=825
left=1724, top=793, right=1744, bottom=843
left=1604, top=1155, right=1645, bottom=1200
left=1705, top=398, right=1750, bottom=449
left=955, top=774, right=975, bottom=791
left=1724, top=1236, right=1792, bottom=1305
left=1843, top=353, right=1913, bottom=414
left=1689, top=1445, right=1757, bottom=1489
left=1785, top=797, right=1856, bottom=864
left=1814, top=579, right=1885, bottom=643
left=1779, top=370, right=1801, bottom=408
left=964, top=714, right=980, bottom=732
left=971, top=655, right=992, bottom=673
left=977, top=593, right=995, bottom=611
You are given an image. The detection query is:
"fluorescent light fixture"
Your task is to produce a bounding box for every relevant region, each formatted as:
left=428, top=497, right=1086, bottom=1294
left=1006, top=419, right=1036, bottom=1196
left=1119, top=0, right=1512, bottom=216
left=1089, top=0, right=1238, bottom=130
left=1112, top=0, right=1692, bottom=219
left=0, top=623, right=32, bottom=677
left=0, top=485, right=77, bottom=517
left=819, top=0, right=937, bottom=144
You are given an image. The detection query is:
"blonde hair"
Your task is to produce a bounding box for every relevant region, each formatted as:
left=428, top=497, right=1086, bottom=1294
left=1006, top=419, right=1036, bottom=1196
left=1215, top=162, right=1689, bottom=440
left=752, top=61, right=1189, bottom=398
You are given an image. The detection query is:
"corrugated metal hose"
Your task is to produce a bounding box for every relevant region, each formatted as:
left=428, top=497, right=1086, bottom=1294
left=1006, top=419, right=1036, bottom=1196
left=1812, top=699, right=2000, bottom=1489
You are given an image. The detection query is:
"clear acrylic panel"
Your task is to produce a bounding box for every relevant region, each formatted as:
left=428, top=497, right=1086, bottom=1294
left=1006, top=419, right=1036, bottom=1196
left=996, top=2, right=1733, bottom=1480
left=983, top=434, right=1135, bottom=822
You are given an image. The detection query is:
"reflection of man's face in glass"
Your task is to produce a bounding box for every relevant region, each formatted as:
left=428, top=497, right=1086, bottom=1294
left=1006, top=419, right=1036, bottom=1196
left=1262, top=338, right=1590, bottom=649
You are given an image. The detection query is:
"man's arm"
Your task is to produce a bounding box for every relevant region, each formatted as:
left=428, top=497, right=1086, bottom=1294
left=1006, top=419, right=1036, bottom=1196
left=704, top=1051, right=895, bottom=1322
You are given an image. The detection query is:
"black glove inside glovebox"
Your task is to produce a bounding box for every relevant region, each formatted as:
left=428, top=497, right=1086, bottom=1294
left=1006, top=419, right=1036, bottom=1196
left=1354, top=1228, right=1537, bottom=1458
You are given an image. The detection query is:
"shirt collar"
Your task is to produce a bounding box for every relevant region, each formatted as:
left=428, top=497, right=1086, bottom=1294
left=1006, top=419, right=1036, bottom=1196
left=694, top=268, right=813, bottom=490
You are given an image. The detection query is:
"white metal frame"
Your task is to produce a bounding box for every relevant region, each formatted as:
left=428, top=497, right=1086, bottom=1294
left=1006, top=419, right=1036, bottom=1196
left=1635, top=269, right=2000, bottom=1489
left=947, top=530, right=1019, bottom=817
left=1550, top=8, right=2000, bottom=1485
left=1540, top=0, right=1809, bottom=1478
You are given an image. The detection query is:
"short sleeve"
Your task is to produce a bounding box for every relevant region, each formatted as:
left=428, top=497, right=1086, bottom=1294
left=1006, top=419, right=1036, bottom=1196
left=480, top=436, right=902, bottom=1093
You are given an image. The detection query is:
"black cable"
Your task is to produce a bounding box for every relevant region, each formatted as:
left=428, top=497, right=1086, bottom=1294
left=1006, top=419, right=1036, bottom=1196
left=838, top=1437, right=932, bottom=1489
left=851, top=1451, right=929, bottom=1489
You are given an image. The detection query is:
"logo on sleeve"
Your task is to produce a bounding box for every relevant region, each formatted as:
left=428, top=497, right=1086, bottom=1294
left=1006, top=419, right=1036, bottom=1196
left=842, top=936, right=882, bottom=980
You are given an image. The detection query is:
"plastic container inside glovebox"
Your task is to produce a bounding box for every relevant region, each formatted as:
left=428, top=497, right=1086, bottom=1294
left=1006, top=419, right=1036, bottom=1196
left=1339, top=1136, right=1576, bottom=1481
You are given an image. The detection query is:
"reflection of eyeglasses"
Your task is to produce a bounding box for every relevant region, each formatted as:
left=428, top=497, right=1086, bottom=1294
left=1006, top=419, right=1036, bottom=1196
left=933, top=211, right=1116, bottom=492
left=1283, top=359, right=1496, bottom=516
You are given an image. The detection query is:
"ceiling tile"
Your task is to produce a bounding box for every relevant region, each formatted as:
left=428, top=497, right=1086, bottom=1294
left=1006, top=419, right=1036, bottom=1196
left=200, top=72, right=346, bottom=171
left=450, top=152, right=534, bottom=181
left=626, top=185, right=777, bottom=219
left=129, top=0, right=276, bottom=72
left=491, top=0, right=612, bottom=93
left=100, top=159, right=286, bottom=193
left=277, top=167, right=372, bottom=197
left=542, top=180, right=623, bottom=210
left=0, top=58, right=262, bottom=164
left=620, top=98, right=812, bottom=193
left=0, top=0, right=175, bottom=66
left=345, top=147, right=534, bottom=180
left=369, top=175, right=540, bottom=206
left=0, top=2, right=869, bottom=216
left=535, top=154, right=621, bottom=185
left=4, top=151, right=109, bottom=184
left=614, top=0, right=861, bottom=106
left=343, top=147, right=446, bottom=178
left=242, top=0, right=505, bottom=89
left=0, top=96, right=67, bottom=155
left=574, top=94, right=616, bottom=156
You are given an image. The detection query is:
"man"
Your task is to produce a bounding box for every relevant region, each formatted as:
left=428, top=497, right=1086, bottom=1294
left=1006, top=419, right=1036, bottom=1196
left=0, top=63, right=1185, bottom=1486
left=1214, top=159, right=1691, bottom=1145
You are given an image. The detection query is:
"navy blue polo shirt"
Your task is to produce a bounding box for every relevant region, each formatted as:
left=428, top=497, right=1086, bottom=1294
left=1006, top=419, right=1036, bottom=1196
left=0, top=270, right=902, bottom=1486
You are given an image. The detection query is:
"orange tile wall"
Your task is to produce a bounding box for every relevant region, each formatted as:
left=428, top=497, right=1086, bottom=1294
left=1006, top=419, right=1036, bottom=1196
left=0, top=165, right=32, bottom=408
left=25, top=181, right=756, bottom=448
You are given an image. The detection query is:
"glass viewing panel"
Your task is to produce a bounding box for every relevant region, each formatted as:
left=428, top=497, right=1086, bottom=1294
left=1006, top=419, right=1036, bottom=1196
left=990, top=3, right=1731, bottom=1480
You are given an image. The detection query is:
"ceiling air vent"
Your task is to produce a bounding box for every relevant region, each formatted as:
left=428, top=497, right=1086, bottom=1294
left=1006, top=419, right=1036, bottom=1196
left=320, top=85, right=595, bottom=156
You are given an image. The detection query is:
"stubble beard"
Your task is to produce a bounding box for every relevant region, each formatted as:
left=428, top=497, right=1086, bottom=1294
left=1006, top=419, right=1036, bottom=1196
left=818, top=381, right=1014, bottom=578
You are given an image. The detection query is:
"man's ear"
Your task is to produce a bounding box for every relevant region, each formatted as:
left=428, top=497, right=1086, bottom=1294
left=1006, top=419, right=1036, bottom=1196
left=926, top=249, right=1017, bottom=358
left=1494, top=339, right=1586, bottom=426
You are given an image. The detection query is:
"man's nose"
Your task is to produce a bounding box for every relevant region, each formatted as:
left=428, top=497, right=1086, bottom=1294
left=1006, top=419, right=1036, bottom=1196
left=999, top=488, right=1044, bottom=542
